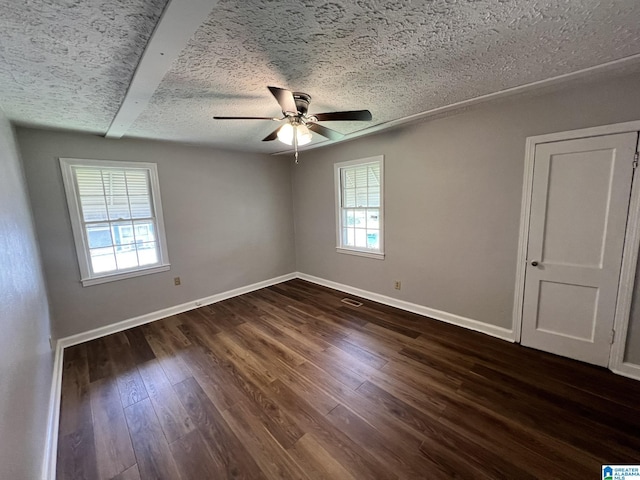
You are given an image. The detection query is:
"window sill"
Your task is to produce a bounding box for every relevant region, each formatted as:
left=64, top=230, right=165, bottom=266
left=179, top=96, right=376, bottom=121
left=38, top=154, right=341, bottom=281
left=81, top=264, right=171, bottom=287
left=336, top=247, right=385, bottom=260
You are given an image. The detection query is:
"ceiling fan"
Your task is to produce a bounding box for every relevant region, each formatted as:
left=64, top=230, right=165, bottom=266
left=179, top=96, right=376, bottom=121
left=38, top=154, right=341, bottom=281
left=213, top=86, right=372, bottom=156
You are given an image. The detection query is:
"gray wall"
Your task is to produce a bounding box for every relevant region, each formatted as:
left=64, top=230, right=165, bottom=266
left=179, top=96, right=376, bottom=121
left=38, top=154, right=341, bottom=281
left=291, top=69, right=640, bottom=360
left=0, top=112, right=53, bottom=479
left=18, top=129, right=295, bottom=339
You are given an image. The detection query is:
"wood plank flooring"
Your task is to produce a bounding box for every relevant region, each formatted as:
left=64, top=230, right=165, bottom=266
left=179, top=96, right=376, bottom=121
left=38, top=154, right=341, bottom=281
left=56, top=279, right=640, bottom=479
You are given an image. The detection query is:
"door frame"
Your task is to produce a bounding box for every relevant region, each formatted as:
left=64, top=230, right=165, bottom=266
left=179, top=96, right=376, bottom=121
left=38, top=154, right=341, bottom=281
left=513, top=120, right=640, bottom=378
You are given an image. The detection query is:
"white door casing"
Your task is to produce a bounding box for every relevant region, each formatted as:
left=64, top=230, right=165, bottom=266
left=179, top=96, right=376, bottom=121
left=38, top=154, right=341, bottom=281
left=521, top=132, right=638, bottom=367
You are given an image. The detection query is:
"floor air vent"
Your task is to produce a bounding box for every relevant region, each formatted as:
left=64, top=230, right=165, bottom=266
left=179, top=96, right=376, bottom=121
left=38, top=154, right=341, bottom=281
left=341, top=298, right=363, bottom=307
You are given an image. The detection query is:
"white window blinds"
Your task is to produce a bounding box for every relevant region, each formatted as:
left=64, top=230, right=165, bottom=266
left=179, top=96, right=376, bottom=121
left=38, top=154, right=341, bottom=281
left=335, top=156, right=384, bottom=258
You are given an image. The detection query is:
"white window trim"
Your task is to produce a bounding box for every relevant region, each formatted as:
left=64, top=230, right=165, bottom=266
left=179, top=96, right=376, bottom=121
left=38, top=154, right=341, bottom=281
left=334, top=155, right=385, bottom=260
left=60, top=158, right=171, bottom=287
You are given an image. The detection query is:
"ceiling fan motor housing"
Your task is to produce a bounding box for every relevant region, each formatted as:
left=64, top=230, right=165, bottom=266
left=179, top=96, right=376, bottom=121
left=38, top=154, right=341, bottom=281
left=292, top=92, right=311, bottom=116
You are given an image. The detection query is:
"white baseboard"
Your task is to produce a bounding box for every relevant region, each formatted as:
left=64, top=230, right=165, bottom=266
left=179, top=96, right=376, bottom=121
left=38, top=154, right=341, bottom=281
left=57, top=272, right=297, bottom=349
left=55, top=270, right=515, bottom=351
left=296, top=272, right=516, bottom=342
left=42, top=342, right=63, bottom=480
left=611, top=361, right=640, bottom=382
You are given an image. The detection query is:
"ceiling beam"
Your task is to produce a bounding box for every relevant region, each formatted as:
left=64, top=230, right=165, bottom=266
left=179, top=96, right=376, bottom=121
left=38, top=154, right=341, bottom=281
left=105, top=0, right=217, bottom=138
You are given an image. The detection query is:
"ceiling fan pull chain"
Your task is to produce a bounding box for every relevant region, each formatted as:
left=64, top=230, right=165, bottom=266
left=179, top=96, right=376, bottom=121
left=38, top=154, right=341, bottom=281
left=294, top=127, right=299, bottom=164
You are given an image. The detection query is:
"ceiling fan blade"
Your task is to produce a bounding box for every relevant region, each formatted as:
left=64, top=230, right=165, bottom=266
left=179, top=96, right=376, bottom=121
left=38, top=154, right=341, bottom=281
left=262, top=127, right=281, bottom=141
left=308, top=123, right=344, bottom=141
left=213, top=116, right=279, bottom=120
left=313, top=110, right=372, bottom=122
left=268, top=86, right=298, bottom=114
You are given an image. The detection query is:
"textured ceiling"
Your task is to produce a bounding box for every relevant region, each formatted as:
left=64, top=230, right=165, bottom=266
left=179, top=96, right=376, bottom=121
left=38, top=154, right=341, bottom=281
left=1, top=0, right=640, bottom=153
left=0, top=0, right=168, bottom=133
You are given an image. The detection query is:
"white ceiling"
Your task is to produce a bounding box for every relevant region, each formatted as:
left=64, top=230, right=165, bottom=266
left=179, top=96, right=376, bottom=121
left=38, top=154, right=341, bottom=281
left=1, top=0, right=640, bottom=153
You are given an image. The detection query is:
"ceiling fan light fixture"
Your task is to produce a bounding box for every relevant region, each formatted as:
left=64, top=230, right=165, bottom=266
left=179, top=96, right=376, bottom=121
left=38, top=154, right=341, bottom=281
left=277, top=123, right=312, bottom=146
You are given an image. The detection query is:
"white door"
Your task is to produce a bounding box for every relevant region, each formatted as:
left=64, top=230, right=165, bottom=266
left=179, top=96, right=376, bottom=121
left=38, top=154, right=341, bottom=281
left=521, top=132, right=638, bottom=366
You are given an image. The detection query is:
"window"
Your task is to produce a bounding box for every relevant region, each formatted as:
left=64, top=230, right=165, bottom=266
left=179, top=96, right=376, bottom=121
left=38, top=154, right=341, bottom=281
left=60, top=158, right=170, bottom=286
left=334, top=155, right=384, bottom=259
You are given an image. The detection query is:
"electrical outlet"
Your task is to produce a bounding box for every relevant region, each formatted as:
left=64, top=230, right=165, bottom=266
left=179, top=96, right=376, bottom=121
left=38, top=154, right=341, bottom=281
left=394, top=280, right=401, bottom=290
left=174, top=276, right=181, bottom=286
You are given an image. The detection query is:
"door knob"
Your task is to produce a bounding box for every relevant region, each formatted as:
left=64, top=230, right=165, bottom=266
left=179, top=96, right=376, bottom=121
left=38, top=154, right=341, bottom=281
left=531, top=261, right=539, bottom=266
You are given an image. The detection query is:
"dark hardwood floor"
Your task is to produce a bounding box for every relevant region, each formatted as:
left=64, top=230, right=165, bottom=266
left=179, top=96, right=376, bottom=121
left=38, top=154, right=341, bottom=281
left=56, top=279, right=640, bottom=479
